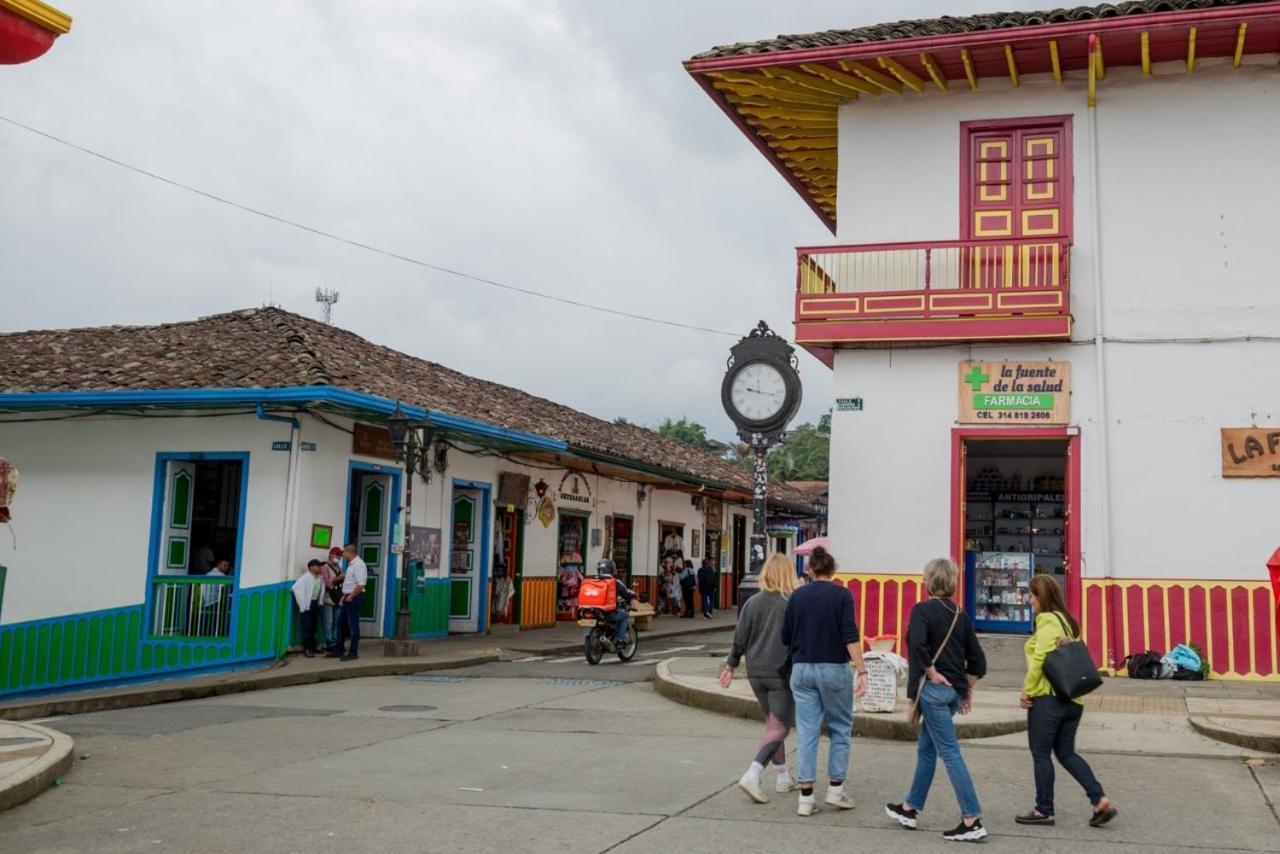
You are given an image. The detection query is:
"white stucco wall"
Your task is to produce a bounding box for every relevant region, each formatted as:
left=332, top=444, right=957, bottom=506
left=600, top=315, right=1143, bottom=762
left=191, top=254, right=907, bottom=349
left=0, top=413, right=291, bottom=624
left=825, top=56, right=1280, bottom=582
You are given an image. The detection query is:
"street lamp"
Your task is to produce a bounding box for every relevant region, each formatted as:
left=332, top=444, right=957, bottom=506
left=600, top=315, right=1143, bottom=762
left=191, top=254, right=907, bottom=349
left=387, top=402, right=434, bottom=647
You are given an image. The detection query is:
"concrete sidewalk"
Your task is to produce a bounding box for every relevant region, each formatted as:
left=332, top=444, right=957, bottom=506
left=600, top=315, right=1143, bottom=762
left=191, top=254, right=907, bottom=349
left=0, top=720, right=72, bottom=812
left=0, top=610, right=737, bottom=722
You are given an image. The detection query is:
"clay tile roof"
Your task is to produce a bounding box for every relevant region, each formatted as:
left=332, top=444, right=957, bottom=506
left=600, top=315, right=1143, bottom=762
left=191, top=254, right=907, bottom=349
left=0, top=307, right=812, bottom=507
left=691, top=0, right=1269, bottom=59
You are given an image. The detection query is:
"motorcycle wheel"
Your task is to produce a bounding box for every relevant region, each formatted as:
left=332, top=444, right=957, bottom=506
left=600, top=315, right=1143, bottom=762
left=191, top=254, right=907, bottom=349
left=616, top=624, right=638, bottom=662
left=584, top=627, right=604, bottom=665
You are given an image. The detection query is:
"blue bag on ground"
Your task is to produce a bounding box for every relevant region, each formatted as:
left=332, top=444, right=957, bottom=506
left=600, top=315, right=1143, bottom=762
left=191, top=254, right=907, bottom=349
left=1162, top=643, right=1201, bottom=674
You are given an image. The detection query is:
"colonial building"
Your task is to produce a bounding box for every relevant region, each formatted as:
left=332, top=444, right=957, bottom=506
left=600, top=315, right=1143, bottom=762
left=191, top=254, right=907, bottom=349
left=0, top=308, right=812, bottom=698
left=688, top=0, right=1280, bottom=678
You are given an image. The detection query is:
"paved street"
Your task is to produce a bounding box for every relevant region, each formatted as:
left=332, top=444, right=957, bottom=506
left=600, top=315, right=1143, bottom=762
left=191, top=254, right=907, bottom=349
left=4, top=642, right=1280, bottom=854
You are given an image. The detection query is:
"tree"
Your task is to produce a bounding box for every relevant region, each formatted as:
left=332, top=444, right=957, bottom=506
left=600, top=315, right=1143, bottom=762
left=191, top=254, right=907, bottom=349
left=656, top=417, right=714, bottom=451
left=767, top=415, right=830, bottom=481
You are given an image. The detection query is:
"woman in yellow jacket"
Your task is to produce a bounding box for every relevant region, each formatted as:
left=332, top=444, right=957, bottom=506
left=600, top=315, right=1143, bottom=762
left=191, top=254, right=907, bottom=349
left=1017, top=575, right=1117, bottom=828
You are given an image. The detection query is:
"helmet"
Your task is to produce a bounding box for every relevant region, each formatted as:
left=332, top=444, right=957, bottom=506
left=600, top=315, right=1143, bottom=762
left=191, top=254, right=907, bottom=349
left=595, top=558, right=616, bottom=576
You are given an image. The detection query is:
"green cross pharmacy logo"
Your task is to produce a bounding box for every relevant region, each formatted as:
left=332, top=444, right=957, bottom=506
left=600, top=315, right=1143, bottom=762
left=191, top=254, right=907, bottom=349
left=962, top=364, right=991, bottom=392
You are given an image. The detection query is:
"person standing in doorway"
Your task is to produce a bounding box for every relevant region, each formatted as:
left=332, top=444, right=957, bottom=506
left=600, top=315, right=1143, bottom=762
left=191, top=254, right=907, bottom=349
left=781, top=546, right=867, bottom=816
left=679, top=560, right=697, bottom=619
left=328, top=543, right=367, bottom=661
left=1016, top=574, right=1116, bottom=829
left=292, top=560, right=325, bottom=657
left=721, top=554, right=799, bottom=803
left=697, top=557, right=716, bottom=619
left=886, top=558, right=988, bottom=842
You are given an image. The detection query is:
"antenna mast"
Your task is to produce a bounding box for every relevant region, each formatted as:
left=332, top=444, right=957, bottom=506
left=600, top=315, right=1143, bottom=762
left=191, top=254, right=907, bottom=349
left=315, top=287, right=340, bottom=324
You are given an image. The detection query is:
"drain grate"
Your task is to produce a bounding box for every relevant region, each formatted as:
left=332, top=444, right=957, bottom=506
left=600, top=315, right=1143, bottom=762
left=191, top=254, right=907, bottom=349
left=395, top=675, right=470, bottom=684
left=377, top=704, right=439, bottom=713
left=543, top=678, right=625, bottom=689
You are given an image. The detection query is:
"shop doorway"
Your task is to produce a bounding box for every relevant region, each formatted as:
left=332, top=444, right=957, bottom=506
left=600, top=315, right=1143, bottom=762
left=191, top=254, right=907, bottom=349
left=346, top=466, right=398, bottom=639
left=609, top=515, right=633, bottom=585
left=493, top=508, right=522, bottom=624
left=954, top=430, right=1079, bottom=634
left=557, top=510, right=589, bottom=619
left=449, top=481, right=490, bottom=633
left=731, top=514, right=747, bottom=586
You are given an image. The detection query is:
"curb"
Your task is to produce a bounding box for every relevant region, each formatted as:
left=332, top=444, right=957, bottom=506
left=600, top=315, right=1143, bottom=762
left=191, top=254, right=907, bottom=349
left=654, top=660, right=1026, bottom=742
left=503, top=621, right=734, bottom=656
left=0, top=722, right=74, bottom=813
left=1189, top=716, right=1280, bottom=754
left=0, top=651, right=502, bottom=722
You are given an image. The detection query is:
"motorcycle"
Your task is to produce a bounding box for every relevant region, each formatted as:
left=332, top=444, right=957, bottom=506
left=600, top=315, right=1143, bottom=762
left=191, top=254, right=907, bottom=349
left=578, top=606, right=639, bottom=664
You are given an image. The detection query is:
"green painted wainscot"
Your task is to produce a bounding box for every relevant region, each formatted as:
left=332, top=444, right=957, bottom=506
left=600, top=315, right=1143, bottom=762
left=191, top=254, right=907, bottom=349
left=391, top=572, right=451, bottom=639
left=0, top=580, right=294, bottom=699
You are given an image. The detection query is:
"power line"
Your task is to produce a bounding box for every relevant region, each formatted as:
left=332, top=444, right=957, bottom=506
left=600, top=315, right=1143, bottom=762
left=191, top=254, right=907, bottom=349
left=0, top=114, right=739, bottom=338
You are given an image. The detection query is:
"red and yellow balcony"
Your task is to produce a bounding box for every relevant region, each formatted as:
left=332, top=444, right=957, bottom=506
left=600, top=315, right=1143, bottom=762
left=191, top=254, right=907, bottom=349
left=794, top=238, right=1072, bottom=362
left=0, top=0, right=71, bottom=65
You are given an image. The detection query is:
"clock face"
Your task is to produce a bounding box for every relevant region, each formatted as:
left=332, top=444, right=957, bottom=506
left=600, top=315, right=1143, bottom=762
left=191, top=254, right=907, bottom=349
left=729, top=361, right=788, bottom=423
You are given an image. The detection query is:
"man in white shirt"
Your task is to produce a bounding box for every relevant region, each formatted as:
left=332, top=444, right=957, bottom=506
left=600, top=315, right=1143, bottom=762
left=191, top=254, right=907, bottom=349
left=328, top=543, right=368, bottom=661
left=292, top=560, right=325, bottom=657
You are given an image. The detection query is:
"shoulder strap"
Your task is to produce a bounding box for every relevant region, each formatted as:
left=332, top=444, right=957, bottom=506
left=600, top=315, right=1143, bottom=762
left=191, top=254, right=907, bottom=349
left=1050, top=610, right=1076, bottom=641
left=930, top=602, right=962, bottom=665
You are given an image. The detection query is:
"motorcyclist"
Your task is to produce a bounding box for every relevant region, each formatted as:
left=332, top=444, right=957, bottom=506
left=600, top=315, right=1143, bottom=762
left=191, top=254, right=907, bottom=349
left=592, top=558, right=634, bottom=645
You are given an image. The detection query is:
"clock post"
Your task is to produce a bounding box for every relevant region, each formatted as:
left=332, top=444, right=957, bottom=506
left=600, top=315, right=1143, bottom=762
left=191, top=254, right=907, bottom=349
left=721, top=321, right=803, bottom=611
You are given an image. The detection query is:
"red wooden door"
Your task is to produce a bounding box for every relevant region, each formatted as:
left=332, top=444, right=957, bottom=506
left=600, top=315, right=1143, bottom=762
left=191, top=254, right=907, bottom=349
left=962, top=118, right=1071, bottom=289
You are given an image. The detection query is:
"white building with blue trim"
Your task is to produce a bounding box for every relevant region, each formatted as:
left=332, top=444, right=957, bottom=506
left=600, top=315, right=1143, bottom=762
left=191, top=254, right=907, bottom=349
left=0, top=308, right=815, bottom=699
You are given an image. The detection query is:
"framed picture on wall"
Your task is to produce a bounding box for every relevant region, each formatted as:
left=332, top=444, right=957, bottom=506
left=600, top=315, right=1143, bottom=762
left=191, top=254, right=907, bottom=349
left=310, top=524, right=334, bottom=549
left=692, top=529, right=701, bottom=558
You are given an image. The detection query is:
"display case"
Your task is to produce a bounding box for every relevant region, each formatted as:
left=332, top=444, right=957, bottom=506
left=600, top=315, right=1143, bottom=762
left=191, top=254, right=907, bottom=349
left=965, top=551, right=1034, bottom=633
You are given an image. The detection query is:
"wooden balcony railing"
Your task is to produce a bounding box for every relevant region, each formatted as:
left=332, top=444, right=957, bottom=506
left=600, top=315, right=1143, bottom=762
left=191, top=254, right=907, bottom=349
left=795, top=238, right=1072, bottom=351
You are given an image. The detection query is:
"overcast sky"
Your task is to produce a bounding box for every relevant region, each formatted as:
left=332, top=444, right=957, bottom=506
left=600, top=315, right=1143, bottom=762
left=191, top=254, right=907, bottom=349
left=0, top=0, right=1006, bottom=442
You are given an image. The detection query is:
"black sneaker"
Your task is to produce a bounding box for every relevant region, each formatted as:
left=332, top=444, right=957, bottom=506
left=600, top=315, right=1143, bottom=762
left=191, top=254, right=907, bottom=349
left=942, top=819, right=988, bottom=842
left=885, top=803, right=918, bottom=829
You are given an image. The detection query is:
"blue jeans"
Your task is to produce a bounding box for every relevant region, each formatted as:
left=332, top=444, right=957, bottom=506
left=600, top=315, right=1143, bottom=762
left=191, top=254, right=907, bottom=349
left=906, top=682, right=982, bottom=818
left=338, top=594, right=363, bottom=655
left=607, top=608, right=629, bottom=644
left=790, top=662, right=854, bottom=784
left=322, top=603, right=339, bottom=649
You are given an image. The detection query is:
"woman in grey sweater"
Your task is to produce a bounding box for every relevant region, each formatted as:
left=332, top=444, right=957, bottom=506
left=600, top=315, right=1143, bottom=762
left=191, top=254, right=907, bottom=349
left=720, top=554, right=798, bottom=803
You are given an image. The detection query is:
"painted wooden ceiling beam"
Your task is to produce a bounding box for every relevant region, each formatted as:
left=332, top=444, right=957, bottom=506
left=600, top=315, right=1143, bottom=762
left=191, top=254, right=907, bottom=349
left=1187, top=26, right=1197, bottom=71
left=960, top=48, right=978, bottom=90
left=1005, top=44, right=1020, bottom=87
left=800, top=63, right=882, bottom=97
left=1087, top=34, right=1098, bottom=107
left=839, top=60, right=903, bottom=94
left=1233, top=22, right=1248, bottom=67
left=918, top=52, right=948, bottom=92
left=1141, top=31, right=1151, bottom=74
left=1049, top=40, right=1062, bottom=84
left=878, top=56, right=925, bottom=93
left=767, top=68, right=859, bottom=100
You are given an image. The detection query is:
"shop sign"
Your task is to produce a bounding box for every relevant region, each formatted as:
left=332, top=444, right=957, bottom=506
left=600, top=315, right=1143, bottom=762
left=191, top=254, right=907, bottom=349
left=353, top=422, right=397, bottom=461
left=558, top=471, right=592, bottom=506
left=957, top=360, right=1070, bottom=425
left=1221, top=428, right=1280, bottom=477
left=836, top=397, right=863, bottom=412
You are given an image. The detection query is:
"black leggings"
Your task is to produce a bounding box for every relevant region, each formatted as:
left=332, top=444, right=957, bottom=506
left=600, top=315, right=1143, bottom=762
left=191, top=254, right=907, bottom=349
left=1028, top=695, right=1104, bottom=815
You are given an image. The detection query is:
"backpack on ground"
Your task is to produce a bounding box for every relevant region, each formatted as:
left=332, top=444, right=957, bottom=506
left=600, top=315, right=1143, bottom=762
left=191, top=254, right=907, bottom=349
left=1123, top=650, right=1163, bottom=679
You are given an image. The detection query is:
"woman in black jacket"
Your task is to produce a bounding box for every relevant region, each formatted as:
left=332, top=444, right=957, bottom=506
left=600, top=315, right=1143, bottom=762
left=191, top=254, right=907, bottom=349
left=886, top=557, right=989, bottom=843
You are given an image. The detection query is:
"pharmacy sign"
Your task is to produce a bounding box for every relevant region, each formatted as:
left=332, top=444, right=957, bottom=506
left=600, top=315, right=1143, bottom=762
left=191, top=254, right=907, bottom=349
left=957, top=360, right=1070, bottom=425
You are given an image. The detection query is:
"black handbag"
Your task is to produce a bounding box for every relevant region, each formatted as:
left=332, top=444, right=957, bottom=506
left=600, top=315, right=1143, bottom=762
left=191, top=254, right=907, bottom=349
left=1042, top=612, right=1103, bottom=699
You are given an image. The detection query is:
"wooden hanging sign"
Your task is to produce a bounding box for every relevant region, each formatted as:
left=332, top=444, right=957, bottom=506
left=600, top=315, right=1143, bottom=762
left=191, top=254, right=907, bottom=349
left=1221, top=428, right=1280, bottom=477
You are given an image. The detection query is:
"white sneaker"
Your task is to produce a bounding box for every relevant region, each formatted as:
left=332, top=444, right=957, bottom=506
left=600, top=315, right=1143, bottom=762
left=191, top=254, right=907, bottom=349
left=775, top=776, right=796, bottom=794
left=797, top=794, right=817, bottom=817
left=738, top=772, right=768, bottom=804
left=825, top=788, right=856, bottom=810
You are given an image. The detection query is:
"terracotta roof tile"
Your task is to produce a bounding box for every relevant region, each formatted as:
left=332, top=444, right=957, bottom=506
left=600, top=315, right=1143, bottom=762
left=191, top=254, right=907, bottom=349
left=0, top=308, right=811, bottom=507
left=691, top=0, right=1269, bottom=59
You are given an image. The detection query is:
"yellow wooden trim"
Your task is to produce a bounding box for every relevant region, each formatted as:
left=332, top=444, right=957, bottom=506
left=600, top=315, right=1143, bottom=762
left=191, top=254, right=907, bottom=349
left=958, top=48, right=980, bottom=91
left=800, top=63, right=881, bottom=97
left=0, top=0, right=71, bottom=33
left=1081, top=577, right=1270, bottom=591
left=716, top=71, right=841, bottom=104
left=1141, top=31, right=1151, bottom=75
left=1094, top=36, right=1106, bottom=80
left=919, top=52, right=948, bottom=92
left=1087, top=40, right=1097, bottom=107
left=1049, top=40, right=1062, bottom=84
left=878, top=56, right=925, bottom=93
left=1004, top=44, right=1020, bottom=87
left=768, top=69, right=857, bottom=101
left=1234, top=22, right=1248, bottom=68
left=1187, top=27, right=1197, bottom=72
left=841, top=60, right=903, bottom=94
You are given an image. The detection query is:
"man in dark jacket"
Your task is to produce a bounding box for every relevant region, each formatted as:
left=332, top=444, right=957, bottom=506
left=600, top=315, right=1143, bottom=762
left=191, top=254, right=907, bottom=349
left=697, top=558, right=716, bottom=619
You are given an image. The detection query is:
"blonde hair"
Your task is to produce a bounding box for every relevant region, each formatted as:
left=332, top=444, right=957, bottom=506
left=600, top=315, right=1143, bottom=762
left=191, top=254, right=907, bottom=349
left=759, top=554, right=798, bottom=596
left=923, top=557, right=958, bottom=598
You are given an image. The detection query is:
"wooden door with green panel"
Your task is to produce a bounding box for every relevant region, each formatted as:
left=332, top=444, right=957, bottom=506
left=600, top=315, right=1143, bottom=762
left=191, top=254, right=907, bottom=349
left=355, top=472, right=391, bottom=637
left=449, top=487, right=482, bottom=632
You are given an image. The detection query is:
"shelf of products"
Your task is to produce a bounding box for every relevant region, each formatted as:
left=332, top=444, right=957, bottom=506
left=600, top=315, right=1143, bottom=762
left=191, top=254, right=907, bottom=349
left=971, top=552, right=1033, bottom=626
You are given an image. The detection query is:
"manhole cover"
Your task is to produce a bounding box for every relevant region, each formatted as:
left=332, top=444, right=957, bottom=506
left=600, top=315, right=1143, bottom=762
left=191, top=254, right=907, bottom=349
left=377, top=704, right=438, bottom=713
